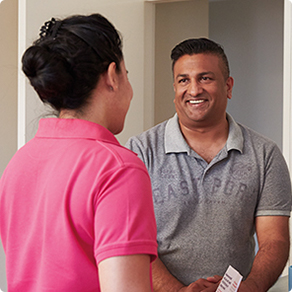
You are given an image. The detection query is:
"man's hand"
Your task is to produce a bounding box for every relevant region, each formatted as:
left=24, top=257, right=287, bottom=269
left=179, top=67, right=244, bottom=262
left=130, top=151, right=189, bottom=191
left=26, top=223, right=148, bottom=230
left=178, top=275, right=222, bottom=292
left=152, top=257, right=222, bottom=292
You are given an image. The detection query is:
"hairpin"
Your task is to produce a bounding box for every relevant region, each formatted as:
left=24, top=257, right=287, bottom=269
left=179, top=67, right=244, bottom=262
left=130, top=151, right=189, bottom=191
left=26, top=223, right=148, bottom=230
left=39, top=18, right=62, bottom=39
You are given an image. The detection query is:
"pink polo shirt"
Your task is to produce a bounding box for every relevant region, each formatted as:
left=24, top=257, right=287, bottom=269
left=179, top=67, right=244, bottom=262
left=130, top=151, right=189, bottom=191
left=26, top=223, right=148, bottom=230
left=0, top=118, right=157, bottom=292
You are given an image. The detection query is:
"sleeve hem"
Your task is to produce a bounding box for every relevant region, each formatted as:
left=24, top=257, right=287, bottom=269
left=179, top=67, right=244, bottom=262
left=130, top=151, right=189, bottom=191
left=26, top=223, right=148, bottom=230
left=256, top=210, right=291, bottom=217
left=95, top=240, right=158, bottom=265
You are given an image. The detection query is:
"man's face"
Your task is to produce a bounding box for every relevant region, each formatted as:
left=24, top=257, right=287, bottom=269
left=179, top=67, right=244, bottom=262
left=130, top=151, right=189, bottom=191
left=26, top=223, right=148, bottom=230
left=173, top=53, right=234, bottom=130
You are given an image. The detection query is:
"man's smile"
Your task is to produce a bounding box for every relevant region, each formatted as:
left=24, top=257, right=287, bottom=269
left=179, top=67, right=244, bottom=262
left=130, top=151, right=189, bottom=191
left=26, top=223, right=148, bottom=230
left=188, top=99, right=205, bottom=104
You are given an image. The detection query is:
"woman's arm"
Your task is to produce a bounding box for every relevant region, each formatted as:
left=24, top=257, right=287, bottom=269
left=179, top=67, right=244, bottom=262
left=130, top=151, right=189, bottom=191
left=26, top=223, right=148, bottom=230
left=98, top=254, right=152, bottom=292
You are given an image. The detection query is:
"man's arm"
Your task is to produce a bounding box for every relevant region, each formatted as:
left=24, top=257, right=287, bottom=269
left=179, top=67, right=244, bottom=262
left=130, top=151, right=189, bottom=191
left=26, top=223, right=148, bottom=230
left=152, top=257, right=221, bottom=292
left=152, top=257, right=184, bottom=291
left=98, top=254, right=152, bottom=292
left=239, top=216, right=290, bottom=292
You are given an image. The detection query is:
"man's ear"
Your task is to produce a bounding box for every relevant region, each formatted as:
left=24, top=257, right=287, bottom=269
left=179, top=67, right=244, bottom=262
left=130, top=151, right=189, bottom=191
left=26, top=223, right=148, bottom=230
left=173, top=80, right=178, bottom=93
left=226, top=76, right=234, bottom=100
left=105, top=62, right=118, bottom=91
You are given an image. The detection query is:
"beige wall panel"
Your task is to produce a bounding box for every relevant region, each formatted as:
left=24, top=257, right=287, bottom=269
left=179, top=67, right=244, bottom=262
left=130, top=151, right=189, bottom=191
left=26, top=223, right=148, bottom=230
left=0, top=0, right=18, bottom=176
left=0, top=0, right=18, bottom=289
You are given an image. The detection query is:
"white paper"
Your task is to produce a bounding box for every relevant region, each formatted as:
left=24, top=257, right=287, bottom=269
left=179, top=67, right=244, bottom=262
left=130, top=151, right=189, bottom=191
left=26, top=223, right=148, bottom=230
left=215, top=265, right=243, bottom=292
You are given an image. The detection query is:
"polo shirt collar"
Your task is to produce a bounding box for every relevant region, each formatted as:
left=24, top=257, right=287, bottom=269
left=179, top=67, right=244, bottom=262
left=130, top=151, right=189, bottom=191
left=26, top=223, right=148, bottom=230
left=165, top=114, right=190, bottom=154
left=36, top=118, right=120, bottom=146
left=165, top=113, right=243, bottom=154
left=226, top=113, right=243, bottom=153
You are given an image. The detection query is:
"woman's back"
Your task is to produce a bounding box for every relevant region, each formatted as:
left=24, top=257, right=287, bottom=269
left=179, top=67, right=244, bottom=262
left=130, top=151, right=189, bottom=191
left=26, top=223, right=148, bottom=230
left=0, top=118, right=157, bottom=291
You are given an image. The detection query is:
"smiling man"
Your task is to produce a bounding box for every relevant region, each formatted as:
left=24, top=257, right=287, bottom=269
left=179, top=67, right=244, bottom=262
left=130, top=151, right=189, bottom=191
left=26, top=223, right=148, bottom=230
left=126, top=38, right=292, bottom=292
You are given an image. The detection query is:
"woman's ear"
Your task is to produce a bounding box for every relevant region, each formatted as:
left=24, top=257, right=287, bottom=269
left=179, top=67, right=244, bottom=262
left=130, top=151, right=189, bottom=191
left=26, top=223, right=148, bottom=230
left=105, top=62, right=118, bottom=91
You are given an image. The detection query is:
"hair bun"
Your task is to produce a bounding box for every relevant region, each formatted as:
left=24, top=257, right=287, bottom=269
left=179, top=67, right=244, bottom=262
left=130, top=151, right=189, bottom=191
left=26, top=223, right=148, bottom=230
left=21, top=13, right=123, bottom=111
left=22, top=45, right=73, bottom=106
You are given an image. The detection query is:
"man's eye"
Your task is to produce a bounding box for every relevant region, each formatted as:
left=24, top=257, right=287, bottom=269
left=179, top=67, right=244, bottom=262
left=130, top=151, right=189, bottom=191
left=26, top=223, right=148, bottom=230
left=201, top=76, right=212, bottom=81
left=178, top=78, right=188, bottom=83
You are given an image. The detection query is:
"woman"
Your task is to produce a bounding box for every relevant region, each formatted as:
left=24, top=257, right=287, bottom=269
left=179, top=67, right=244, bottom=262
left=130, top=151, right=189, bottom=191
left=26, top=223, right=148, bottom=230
left=0, top=14, right=157, bottom=292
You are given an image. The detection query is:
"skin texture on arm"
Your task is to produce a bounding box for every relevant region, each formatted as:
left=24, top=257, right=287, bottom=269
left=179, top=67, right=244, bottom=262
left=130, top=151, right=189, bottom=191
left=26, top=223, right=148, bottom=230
left=152, top=257, right=221, bottom=292
left=98, top=254, right=152, bottom=292
left=152, top=257, right=185, bottom=292
left=239, top=216, right=290, bottom=292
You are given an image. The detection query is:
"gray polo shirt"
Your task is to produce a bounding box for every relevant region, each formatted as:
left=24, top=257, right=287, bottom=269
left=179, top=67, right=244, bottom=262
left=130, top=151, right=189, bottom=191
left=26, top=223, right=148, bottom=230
left=126, top=113, right=291, bottom=284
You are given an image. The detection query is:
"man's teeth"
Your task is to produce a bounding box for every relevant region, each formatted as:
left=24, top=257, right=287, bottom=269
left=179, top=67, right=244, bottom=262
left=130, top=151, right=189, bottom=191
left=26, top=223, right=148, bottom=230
left=189, top=100, right=204, bottom=104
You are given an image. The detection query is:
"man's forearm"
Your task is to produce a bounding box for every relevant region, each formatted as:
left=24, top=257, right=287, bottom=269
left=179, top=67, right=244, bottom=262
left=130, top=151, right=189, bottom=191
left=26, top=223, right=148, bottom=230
left=239, top=239, right=289, bottom=292
left=152, top=257, right=185, bottom=292
left=152, top=257, right=221, bottom=292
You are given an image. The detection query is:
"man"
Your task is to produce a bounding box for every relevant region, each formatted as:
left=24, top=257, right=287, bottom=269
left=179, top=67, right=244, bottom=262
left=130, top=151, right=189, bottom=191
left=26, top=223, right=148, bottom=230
left=126, top=38, right=292, bottom=292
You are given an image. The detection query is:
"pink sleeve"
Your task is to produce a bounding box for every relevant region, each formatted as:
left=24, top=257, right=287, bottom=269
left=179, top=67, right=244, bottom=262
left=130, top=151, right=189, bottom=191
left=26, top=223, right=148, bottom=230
left=94, top=165, right=158, bottom=265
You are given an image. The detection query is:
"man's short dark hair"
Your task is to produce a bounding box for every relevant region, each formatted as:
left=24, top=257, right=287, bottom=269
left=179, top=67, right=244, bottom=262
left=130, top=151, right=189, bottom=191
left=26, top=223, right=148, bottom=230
left=171, top=38, right=230, bottom=80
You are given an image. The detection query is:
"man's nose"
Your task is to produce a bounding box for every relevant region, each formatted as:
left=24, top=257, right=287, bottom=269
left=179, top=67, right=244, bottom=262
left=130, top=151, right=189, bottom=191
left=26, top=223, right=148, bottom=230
left=187, top=80, right=203, bottom=96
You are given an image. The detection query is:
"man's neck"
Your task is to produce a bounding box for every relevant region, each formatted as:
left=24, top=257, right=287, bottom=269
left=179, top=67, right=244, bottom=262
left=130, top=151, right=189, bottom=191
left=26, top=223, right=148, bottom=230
left=179, top=117, right=229, bottom=163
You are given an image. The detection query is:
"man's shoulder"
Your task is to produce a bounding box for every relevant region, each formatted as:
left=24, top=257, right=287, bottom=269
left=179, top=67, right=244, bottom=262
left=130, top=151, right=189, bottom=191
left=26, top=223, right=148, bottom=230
left=126, top=119, right=168, bottom=148
left=236, top=123, right=283, bottom=161
left=238, top=123, right=277, bottom=146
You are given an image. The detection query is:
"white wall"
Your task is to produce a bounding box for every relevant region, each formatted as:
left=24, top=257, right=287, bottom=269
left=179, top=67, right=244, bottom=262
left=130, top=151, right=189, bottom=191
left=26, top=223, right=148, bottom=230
left=209, top=0, right=284, bottom=149
left=283, top=0, right=292, bottom=171
left=283, top=0, right=292, bottom=269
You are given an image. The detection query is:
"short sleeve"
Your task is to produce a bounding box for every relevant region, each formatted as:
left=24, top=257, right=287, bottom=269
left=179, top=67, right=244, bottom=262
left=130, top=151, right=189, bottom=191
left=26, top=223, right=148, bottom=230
left=256, top=145, right=292, bottom=216
left=93, top=164, right=157, bottom=265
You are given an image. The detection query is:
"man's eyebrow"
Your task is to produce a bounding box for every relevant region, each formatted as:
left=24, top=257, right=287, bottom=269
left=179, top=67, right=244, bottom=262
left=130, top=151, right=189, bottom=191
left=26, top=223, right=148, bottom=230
left=198, top=71, right=214, bottom=76
left=175, top=73, right=189, bottom=79
left=175, top=72, right=215, bottom=79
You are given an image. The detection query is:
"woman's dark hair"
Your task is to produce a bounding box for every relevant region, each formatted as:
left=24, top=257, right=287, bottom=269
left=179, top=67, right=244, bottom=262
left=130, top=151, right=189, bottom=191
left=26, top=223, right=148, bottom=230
left=22, top=14, right=123, bottom=111
left=171, top=38, right=230, bottom=80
